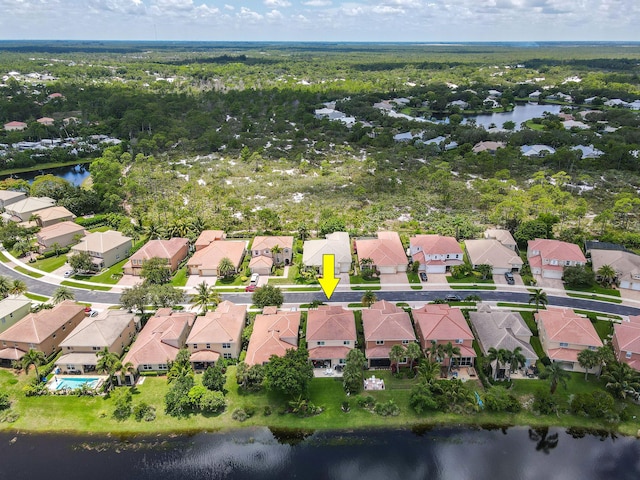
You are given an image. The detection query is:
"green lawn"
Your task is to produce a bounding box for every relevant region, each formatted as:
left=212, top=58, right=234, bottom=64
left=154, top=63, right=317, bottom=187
left=407, top=272, right=423, bottom=290
left=566, top=292, right=623, bottom=304
left=88, top=226, right=111, bottom=233
left=350, top=275, right=381, bottom=285
left=171, top=267, right=188, bottom=287
left=25, top=292, right=50, bottom=302
left=74, top=258, right=128, bottom=285
left=593, top=319, right=614, bottom=341
left=14, top=266, right=44, bottom=278
left=31, top=255, right=67, bottom=273
left=268, top=265, right=319, bottom=286
left=0, top=251, right=10, bottom=263
left=496, top=302, right=538, bottom=309
left=447, top=275, right=494, bottom=286
left=568, top=285, right=621, bottom=297
left=216, top=274, right=247, bottom=287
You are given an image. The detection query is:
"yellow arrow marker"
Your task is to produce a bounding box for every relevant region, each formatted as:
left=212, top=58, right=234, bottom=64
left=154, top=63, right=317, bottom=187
left=318, top=254, right=340, bottom=300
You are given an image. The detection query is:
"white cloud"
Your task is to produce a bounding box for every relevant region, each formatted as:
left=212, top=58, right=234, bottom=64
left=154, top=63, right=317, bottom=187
left=264, top=0, right=291, bottom=7
left=224, top=3, right=234, bottom=10
left=238, top=6, right=263, bottom=22
left=265, top=9, right=284, bottom=20
left=302, top=0, right=332, bottom=5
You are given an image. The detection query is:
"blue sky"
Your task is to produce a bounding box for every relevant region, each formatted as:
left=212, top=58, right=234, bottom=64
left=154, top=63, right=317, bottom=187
left=0, top=0, right=638, bottom=42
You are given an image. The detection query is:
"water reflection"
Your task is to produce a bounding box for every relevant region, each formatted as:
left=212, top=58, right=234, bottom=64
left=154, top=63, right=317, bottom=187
left=1, top=427, right=639, bottom=480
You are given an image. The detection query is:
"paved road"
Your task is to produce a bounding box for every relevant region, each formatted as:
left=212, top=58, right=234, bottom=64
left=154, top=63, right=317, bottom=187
left=3, top=260, right=640, bottom=316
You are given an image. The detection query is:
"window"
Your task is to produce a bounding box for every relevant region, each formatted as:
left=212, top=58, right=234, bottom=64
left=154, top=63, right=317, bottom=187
left=317, top=341, right=325, bottom=346
left=52, top=334, right=56, bottom=339
left=343, top=340, right=350, bottom=345
left=223, top=353, right=232, bottom=359
left=376, top=340, right=384, bottom=345
left=193, top=344, right=198, bottom=349
left=206, top=343, right=211, bottom=349
left=402, top=340, right=409, bottom=345
left=92, top=346, right=100, bottom=351
left=62, top=326, right=65, bottom=331
left=142, top=364, right=152, bottom=370
left=626, top=351, right=632, bottom=359
left=222, top=343, right=231, bottom=349
left=559, top=342, right=569, bottom=348
left=158, top=364, right=167, bottom=370
left=339, top=358, right=346, bottom=364
left=456, top=339, right=464, bottom=344
left=588, top=346, right=597, bottom=351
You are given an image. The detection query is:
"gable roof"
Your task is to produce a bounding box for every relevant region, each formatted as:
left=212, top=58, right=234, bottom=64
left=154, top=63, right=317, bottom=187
left=528, top=238, right=586, bottom=263
left=186, top=301, right=246, bottom=345
left=0, top=301, right=84, bottom=344
left=5, top=196, right=55, bottom=215
left=245, top=309, right=300, bottom=365
left=252, top=235, right=294, bottom=252
left=536, top=308, right=603, bottom=348
left=72, top=230, right=132, bottom=255
left=614, top=316, right=640, bottom=358
left=362, top=300, right=415, bottom=342
left=306, top=305, right=356, bottom=342
left=465, top=239, right=523, bottom=269
left=249, top=255, right=273, bottom=269
left=484, top=229, right=517, bottom=248
left=60, top=310, right=136, bottom=349
left=469, top=305, right=538, bottom=360
left=590, top=249, right=640, bottom=284
left=356, top=231, right=407, bottom=268
left=129, top=238, right=189, bottom=262
left=0, top=190, right=26, bottom=203
left=34, top=205, right=75, bottom=223
left=122, top=310, right=195, bottom=367
left=303, top=231, right=351, bottom=266
left=187, top=240, right=246, bottom=270
left=37, top=221, right=86, bottom=242
left=413, top=304, right=474, bottom=343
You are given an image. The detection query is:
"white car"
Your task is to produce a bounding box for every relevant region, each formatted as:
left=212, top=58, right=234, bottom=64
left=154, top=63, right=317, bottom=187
left=63, top=270, right=74, bottom=278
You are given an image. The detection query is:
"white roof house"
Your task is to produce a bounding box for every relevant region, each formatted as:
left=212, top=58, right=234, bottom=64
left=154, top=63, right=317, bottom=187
left=303, top=232, right=352, bottom=275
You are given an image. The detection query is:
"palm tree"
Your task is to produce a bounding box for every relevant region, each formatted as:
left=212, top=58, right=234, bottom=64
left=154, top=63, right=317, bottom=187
left=21, top=349, right=46, bottom=380
left=270, top=244, right=283, bottom=266
left=508, top=346, right=527, bottom=378
left=443, top=342, right=461, bottom=375
left=144, top=223, right=165, bottom=240
left=297, top=223, right=308, bottom=242
left=190, top=281, right=220, bottom=313
left=601, top=362, right=640, bottom=399
left=539, top=362, right=570, bottom=394
left=428, top=341, right=446, bottom=364
left=9, top=279, right=27, bottom=297
left=361, top=290, right=377, bottom=308
left=360, top=257, right=375, bottom=278
left=388, top=344, right=406, bottom=374
left=217, top=257, right=235, bottom=278
left=404, top=342, right=423, bottom=371
left=487, top=347, right=511, bottom=380
left=0, top=275, right=11, bottom=298
left=417, top=359, right=442, bottom=384
left=577, top=349, right=601, bottom=380
left=96, top=347, right=121, bottom=391
left=13, top=239, right=31, bottom=257
left=528, top=288, right=548, bottom=312
left=52, top=286, right=75, bottom=304
left=596, top=264, right=617, bottom=288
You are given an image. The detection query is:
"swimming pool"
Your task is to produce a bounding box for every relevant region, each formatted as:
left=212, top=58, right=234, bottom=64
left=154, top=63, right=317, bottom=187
left=50, top=377, right=102, bottom=391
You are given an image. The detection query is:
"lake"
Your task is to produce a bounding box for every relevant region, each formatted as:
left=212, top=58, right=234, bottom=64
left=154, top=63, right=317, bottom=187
left=3, top=163, right=90, bottom=187
left=464, top=103, right=563, bottom=130
left=1, top=426, right=638, bottom=480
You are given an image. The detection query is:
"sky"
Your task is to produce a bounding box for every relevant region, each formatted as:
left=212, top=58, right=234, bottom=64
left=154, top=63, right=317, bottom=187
left=0, top=0, right=638, bottom=42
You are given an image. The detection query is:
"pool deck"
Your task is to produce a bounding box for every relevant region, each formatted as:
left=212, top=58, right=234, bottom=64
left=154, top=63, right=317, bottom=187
left=47, top=374, right=109, bottom=392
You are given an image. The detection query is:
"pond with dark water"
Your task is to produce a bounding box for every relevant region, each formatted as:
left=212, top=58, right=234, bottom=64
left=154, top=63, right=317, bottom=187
left=1, top=426, right=638, bottom=480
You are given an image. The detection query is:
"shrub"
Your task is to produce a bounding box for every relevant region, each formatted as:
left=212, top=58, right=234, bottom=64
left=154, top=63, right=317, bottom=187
left=356, top=395, right=376, bottom=408
left=533, top=390, right=558, bottom=415
left=232, top=408, right=248, bottom=422
left=112, top=388, right=133, bottom=421
left=202, top=364, right=226, bottom=393
left=374, top=400, right=400, bottom=416
left=409, top=383, right=438, bottom=414
left=133, top=402, right=156, bottom=422
left=263, top=405, right=272, bottom=416
left=484, top=387, right=522, bottom=413
left=0, top=392, right=10, bottom=411
left=199, top=390, right=226, bottom=413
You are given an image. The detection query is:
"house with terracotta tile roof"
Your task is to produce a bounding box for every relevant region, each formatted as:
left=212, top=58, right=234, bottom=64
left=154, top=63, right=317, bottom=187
left=3, top=121, right=27, bottom=131
left=194, top=230, right=226, bottom=251
left=56, top=310, right=138, bottom=374
left=484, top=228, right=518, bottom=251
left=409, top=234, right=463, bottom=274
left=590, top=248, right=640, bottom=292
left=120, top=309, right=195, bottom=384
left=536, top=308, right=603, bottom=372
left=303, top=231, right=352, bottom=275
left=527, top=238, right=586, bottom=279
left=70, top=230, right=132, bottom=269
left=362, top=300, right=416, bottom=368
left=36, top=221, right=86, bottom=252
left=250, top=235, right=294, bottom=269
left=355, top=231, right=408, bottom=275
left=245, top=307, right=300, bottom=366
left=413, top=304, right=476, bottom=367
left=465, top=239, right=523, bottom=274
left=306, top=305, right=356, bottom=369
left=186, top=301, right=247, bottom=369
left=123, top=238, right=189, bottom=276
left=0, top=297, right=31, bottom=334
left=37, top=117, right=55, bottom=126
left=187, top=240, right=246, bottom=276
left=612, top=315, right=640, bottom=372
left=33, top=205, right=75, bottom=227
left=0, top=301, right=85, bottom=366
left=0, top=190, right=26, bottom=209
left=469, top=304, right=538, bottom=378
left=472, top=141, right=505, bottom=154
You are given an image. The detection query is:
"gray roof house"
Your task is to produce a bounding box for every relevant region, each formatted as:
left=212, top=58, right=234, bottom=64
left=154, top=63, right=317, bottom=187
left=0, top=297, right=32, bottom=334
left=571, top=145, right=604, bottom=159
left=0, top=190, right=27, bottom=209
left=469, top=304, right=538, bottom=378
left=521, top=145, right=556, bottom=157
left=465, top=239, right=523, bottom=274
